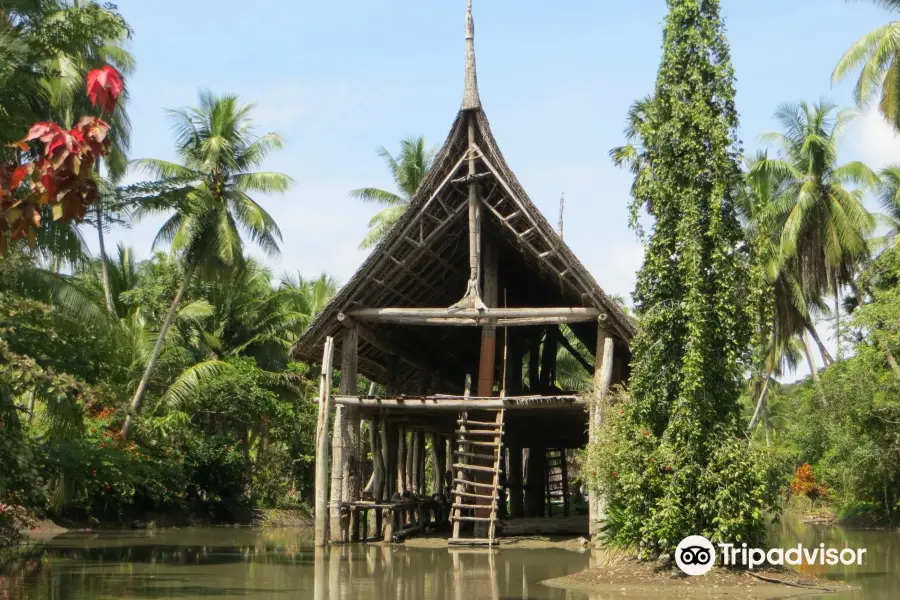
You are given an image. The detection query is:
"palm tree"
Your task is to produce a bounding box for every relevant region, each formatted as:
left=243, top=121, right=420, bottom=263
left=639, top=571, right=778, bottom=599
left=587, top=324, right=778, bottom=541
left=609, top=96, right=657, bottom=236
left=122, top=91, right=291, bottom=436
left=753, top=101, right=877, bottom=366
left=744, top=151, right=827, bottom=419
left=280, top=272, right=338, bottom=331
left=833, top=0, right=900, bottom=131
left=351, top=136, right=435, bottom=249
left=875, top=166, right=900, bottom=246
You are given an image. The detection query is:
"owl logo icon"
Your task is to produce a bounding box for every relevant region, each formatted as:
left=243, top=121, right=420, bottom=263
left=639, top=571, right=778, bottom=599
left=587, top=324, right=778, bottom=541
left=675, top=535, right=716, bottom=576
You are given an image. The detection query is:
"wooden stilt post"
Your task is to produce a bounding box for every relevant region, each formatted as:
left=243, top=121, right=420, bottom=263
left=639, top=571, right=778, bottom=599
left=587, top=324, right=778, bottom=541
left=329, top=404, right=345, bottom=543
left=417, top=431, right=426, bottom=494
left=405, top=430, right=415, bottom=495
left=410, top=431, right=421, bottom=495
left=340, top=326, right=360, bottom=541
left=314, top=337, right=335, bottom=547
left=397, top=426, right=407, bottom=494
left=429, top=433, right=443, bottom=496
left=477, top=240, right=499, bottom=396
left=370, top=416, right=385, bottom=502
left=589, top=324, right=615, bottom=539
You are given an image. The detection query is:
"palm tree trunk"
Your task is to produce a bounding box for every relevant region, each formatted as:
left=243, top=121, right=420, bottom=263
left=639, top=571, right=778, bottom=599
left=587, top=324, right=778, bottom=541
left=95, top=202, right=116, bottom=317
left=122, top=263, right=195, bottom=437
left=802, top=331, right=827, bottom=405
left=834, top=290, right=841, bottom=362
left=747, top=368, right=772, bottom=433
left=805, top=321, right=834, bottom=366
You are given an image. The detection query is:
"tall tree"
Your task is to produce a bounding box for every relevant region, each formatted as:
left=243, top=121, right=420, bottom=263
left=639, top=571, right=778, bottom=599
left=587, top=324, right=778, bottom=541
left=122, top=92, right=290, bottom=436
left=753, top=102, right=877, bottom=365
left=833, top=0, right=900, bottom=131
left=602, top=0, right=773, bottom=555
left=875, top=165, right=900, bottom=247
left=351, top=136, right=434, bottom=248
left=40, top=1, right=135, bottom=314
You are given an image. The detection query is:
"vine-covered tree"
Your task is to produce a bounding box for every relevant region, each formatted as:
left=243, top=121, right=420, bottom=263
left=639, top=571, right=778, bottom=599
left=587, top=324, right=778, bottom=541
left=597, top=0, right=776, bottom=556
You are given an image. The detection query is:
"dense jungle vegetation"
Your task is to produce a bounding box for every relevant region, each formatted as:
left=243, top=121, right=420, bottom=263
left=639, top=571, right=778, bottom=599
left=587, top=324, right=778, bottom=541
left=2, top=0, right=900, bottom=555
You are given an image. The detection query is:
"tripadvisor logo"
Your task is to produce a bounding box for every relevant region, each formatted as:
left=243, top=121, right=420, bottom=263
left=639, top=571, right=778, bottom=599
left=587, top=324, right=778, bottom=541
left=675, top=535, right=868, bottom=576
left=675, top=535, right=716, bottom=576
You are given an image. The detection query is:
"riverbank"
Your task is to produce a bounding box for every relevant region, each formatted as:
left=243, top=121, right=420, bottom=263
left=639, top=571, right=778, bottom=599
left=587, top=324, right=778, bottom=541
left=544, top=555, right=856, bottom=598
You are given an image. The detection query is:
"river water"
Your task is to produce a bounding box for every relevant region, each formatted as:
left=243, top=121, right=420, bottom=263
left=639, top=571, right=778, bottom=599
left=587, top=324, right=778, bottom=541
left=1, top=519, right=897, bottom=599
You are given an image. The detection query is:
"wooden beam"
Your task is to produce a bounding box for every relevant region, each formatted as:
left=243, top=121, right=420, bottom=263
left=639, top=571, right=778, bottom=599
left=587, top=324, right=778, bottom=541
left=555, top=328, right=594, bottom=376
left=337, top=313, right=460, bottom=390
left=472, top=142, right=633, bottom=342
left=328, top=394, right=585, bottom=410
left=346, top=306, right=601, bottom=321
left=314, top=336, right=335, bottom=547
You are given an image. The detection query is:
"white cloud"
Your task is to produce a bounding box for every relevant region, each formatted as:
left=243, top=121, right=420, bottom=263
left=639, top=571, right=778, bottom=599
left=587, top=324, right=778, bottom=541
left=850, top=109, right=900, bottom=170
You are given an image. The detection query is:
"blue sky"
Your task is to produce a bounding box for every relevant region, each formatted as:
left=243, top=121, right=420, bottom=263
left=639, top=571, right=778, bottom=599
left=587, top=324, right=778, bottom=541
left=98, top=0, right=900, bottom=376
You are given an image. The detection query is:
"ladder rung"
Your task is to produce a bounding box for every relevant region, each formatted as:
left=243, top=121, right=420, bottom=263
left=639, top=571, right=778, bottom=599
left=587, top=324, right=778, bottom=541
left=457, top=419, right=503, bottom=427
left=453, top=490, right=497, bottom=500
left=453, top=479, right=500, bottom=490
left=453, top=451, right=497, bottom=461
left=452, top=502, right=495, bottom=511
left=455, top=440, right=500, bottom=447
left=455, top=429, right=502, bottom=436
left=452, top=463, right=497, bottom=473
left=451, top=515, right=495, bottom=522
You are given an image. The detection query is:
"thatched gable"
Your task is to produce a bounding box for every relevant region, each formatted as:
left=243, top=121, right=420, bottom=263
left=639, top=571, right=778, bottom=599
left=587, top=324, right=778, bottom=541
left=291, top=2, right=634, bottom=392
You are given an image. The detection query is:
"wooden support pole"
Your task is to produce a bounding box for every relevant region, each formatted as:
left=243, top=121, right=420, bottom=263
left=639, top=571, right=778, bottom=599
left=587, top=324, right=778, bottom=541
left=405, top=430, right=415, bottom=495
left=555, top=328, right=593, bottom=375
left=314, top=336, right=335, bottom=547
left=329, top=403, right=345, bottom=543
left=430, top=433, right=444, bottom=496
left=589, top=325, right=615, bottom=539
left=369, top=416, right=385, bottom=501
left=418, top=431, right=426, bottom=494
left=397, top=426, right=407, bottom=494
left=410, top=431, right=421, bottom=495
left=477, top=239, right=499, bottom=396
left=380, top=420, right=392, bottom=500
left=340, top=326, right=360, bottom=541
left=463, top=111, right=483, bottom=305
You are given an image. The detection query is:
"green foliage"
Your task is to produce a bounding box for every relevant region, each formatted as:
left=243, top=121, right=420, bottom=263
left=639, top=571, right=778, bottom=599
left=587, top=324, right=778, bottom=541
left=600, top=0, right=774, bottom=557
left=351, top=135, right=435, bottom=248
left=833, top=1, right=900, bottom=132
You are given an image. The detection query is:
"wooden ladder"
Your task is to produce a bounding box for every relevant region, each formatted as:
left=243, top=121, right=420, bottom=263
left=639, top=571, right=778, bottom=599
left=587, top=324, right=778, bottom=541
left=545, top=448, right=569, bottom=517
left=449, top=409, right=505, bottom=546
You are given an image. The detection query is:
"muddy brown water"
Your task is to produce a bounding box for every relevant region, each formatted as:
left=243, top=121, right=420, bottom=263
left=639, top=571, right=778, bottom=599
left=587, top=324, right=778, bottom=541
left=2, top=517, right=898, bottom=599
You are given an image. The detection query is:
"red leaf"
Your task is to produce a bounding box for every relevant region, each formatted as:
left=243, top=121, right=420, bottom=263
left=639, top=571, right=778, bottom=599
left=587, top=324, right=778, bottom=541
left=9, top=165, right=31, bottom=190
left=86, top=66, right=124, bottom=114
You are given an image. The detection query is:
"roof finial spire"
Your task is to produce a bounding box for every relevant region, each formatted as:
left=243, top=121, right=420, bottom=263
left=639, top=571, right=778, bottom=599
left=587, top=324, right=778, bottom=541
left=462, top=0, right=481, bottom=110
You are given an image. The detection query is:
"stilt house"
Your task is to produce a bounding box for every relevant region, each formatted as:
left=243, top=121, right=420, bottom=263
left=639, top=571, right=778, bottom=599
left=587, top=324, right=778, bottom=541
left=292, top=0, right=635, bottom=547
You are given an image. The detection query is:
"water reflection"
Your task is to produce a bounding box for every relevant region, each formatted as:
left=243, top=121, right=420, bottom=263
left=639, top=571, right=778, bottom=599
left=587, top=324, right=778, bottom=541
left=3, top=520, right=898, bottom=599
left=3, top=529, right=591, bottom=599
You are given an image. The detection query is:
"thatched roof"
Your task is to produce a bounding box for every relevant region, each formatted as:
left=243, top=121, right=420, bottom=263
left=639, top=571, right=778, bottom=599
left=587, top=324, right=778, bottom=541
left=291, top=1, right=635, bottom=390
